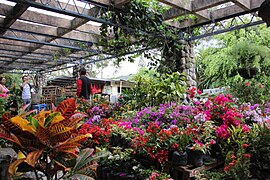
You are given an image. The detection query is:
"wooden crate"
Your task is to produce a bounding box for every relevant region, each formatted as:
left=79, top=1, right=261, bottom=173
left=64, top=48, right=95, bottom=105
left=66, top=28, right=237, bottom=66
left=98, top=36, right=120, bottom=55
left=64, top=85, right=76, bottom=97
left=42, top=86, right=61, bottom=97
left=165, top=160, right=224, bottom=180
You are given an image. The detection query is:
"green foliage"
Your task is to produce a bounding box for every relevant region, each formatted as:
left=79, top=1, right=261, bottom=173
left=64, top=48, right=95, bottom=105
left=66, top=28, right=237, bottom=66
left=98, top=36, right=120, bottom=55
left=250, top=124, right=270, bottom=179
left=135, top=168, right=171, bottom=180
left=228, top=75, right=270, bottom=104
left=100, top=148, right=134, bottom=170
left=221, top=126, right=253, bottom=179
left=66, top=148, right=110, bottom=179
left=99, top=0, right=187, bottom=73
left=228, top=41, right=270, bottom=69
left=196, top=24, right=270, bottom=90
left=120, top=69, right=186, bottom=110
left=0, top=86, right=23, bottom=116
left=195, top=170, right=225, bottom=180
left=0, top=73, right=21, bottom=90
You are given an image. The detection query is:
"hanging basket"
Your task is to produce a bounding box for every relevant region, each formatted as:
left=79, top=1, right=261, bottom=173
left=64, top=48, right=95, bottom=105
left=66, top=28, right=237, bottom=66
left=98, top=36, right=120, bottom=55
left=237, top=67, right=258, bottom=79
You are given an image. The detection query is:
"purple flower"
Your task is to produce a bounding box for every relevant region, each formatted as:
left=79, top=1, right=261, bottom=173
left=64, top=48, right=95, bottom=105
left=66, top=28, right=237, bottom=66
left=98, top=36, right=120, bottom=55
left=250, top=104, right=260, bottom=110
left=171, top=119, right=177, bottom=125
left=119, top=173, right=127, bottom=177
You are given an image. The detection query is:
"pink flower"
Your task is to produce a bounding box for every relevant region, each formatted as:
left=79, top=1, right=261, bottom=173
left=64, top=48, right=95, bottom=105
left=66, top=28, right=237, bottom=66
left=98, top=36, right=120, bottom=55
left=195, top=140, right=204, bottom=146
left=242, top=124, right=250, bottom=133
left=216, top=124, right=230, bottom=139
left=244, top=154, right=251, bottom=158
left=229, top=162, right=235, bottom=167
left=242, top=144, right=248, bottom=148
left=210, top=140, right=216, bottom=145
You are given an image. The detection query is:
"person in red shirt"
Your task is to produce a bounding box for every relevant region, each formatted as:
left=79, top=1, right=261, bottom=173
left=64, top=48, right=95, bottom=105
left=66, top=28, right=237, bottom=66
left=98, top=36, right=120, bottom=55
left=76, top=67, right=91, bottom=100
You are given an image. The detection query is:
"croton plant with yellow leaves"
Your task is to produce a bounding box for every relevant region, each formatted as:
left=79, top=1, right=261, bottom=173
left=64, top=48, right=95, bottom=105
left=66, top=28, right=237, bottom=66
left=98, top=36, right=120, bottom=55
left=0, top=98, right=108, bottom=180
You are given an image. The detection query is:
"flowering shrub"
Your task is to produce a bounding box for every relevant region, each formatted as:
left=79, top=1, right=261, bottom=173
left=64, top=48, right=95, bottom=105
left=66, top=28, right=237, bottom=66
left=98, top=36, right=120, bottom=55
left=188, top=120, right=217, bottom=154
left=135, top=168, right=172, bottom=180
left=78, top=118, right=117, bottom=148
left=222, top=125, right=252, bottom=179
left=76, top=90, right=270, bottom=179
left=146, top=171, right=173, bottom=180
left=87, top=101, right=125, bottom=122
left=133, top=102, right=202, bottom=128
left=241, top=103, right=270, bottom=125
left=229, top=77, right=270, bottom=104
left=76, top=98, right=91, bottom=113
left=131, top=122, right=192, bottom=164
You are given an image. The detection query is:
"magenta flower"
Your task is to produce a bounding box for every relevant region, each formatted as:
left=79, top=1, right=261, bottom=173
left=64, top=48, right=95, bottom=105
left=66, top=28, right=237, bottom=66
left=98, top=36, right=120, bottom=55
left=242, top=124, right=250, bottom=133
left=216, top=124, right=230, bottom=139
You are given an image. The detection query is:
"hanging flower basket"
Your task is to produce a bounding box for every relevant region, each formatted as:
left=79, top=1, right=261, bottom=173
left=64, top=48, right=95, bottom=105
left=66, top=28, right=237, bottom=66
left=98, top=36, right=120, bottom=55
left=237, top=67, right=258, bottom=79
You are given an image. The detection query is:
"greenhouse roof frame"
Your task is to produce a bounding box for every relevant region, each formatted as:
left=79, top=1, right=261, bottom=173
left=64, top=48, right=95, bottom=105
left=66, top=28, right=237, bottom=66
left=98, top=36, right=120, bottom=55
left=0, top=0, right=266, bottom=74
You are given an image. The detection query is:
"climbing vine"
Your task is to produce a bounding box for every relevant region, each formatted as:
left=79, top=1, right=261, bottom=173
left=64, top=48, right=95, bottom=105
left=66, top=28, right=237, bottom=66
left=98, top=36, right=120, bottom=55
left=98, top=0, right=192, bottom=73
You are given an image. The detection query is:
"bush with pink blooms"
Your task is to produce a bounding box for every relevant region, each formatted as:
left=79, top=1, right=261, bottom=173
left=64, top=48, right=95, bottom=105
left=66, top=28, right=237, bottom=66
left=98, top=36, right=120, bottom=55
left=74, top=86, right=270, bottom=179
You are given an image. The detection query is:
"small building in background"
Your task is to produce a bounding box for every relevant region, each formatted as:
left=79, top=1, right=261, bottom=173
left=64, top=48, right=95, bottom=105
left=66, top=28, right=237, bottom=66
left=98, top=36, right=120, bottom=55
left=40, top=76, right=133, bottom=104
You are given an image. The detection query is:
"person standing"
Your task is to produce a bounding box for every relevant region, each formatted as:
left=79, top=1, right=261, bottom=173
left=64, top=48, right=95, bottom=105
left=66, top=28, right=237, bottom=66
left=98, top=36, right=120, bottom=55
left=76, top=67, right=91, bottom=100
left=21, top=75, right=31, bottom=110
left=0, top=77, right=9, bottom=98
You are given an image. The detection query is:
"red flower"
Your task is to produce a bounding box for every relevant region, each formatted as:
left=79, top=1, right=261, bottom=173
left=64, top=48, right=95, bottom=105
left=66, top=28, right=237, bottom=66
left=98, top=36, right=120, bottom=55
left=231, top=155, right=236, bottom=159
left=243, top=154, right=251, bottom=158
left=210, top=140, right=216, bottom=145
left=171, top=143, right=179, bottom=150
left=224, top=166, right=230, bottom=172
left=242, top=143, right=248, bottom=148
left=229, top=162, right=235, bottom=167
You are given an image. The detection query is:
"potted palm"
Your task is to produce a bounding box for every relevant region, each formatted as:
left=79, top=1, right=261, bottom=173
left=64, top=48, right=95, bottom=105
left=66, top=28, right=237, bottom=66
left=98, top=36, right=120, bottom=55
left=229, top=41, right=270, bottom=79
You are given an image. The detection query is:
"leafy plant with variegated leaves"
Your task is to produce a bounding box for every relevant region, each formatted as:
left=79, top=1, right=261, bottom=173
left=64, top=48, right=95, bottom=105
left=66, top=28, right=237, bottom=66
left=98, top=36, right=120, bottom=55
left=64, top=148, right=110, bottom=179
left=0, top=98, right=93, bottom=180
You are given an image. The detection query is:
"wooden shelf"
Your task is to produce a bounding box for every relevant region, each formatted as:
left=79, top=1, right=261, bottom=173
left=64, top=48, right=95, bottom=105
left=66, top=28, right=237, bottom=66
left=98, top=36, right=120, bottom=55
left=165, top=160, right=224, bottom=180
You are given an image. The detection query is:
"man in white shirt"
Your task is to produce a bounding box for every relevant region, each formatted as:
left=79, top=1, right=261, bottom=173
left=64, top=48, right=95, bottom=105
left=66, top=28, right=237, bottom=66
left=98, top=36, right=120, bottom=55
left=21, top=75, right=32, bottom=111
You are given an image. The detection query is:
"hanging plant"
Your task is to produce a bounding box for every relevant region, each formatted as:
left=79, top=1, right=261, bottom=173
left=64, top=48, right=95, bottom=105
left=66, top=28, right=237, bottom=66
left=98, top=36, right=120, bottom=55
left=228, top=40, right=270, bottom=79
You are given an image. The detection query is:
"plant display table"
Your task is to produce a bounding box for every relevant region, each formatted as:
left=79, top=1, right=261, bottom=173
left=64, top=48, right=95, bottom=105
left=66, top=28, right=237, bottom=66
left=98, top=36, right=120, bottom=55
left=165, top=160, right=224, bottom=180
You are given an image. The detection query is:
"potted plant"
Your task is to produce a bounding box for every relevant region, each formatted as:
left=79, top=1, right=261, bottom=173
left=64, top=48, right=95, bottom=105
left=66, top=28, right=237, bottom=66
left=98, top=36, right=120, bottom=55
left=186, top=121, right=217, bottom=167
left=0, top=98, right=96, bottom=179
left=229, top=41, right=270, bottom=79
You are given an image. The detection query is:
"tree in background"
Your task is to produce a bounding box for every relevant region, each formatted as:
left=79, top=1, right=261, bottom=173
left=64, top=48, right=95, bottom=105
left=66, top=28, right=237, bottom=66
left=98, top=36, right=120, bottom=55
left=196, top=23, right=270, bottom=103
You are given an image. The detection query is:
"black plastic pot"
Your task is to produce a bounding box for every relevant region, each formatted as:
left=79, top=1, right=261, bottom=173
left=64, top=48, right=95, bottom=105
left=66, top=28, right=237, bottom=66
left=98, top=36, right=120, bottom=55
left=110, top=135, right=121, bottom=147
left=237, top=67, right=258, bottom=79
left=170, top=151, right=188, bottom=166
left=186, top=146, right=204, bottom=167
